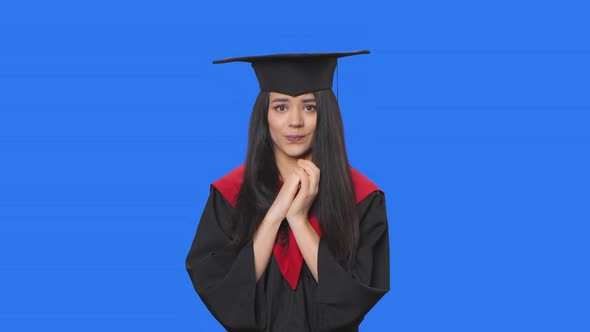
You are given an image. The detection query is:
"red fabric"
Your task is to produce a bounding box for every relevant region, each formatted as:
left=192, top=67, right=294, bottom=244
left=212, top=163, right=381, bottom=290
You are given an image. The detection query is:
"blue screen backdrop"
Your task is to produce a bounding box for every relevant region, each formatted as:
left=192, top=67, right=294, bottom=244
left=1, top=1, right=589, bottom=331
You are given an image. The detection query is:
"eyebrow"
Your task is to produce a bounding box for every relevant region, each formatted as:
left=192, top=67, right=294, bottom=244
left=270, top=98, right=317, bottom=103
left=271, top=98, right=289, bottom=103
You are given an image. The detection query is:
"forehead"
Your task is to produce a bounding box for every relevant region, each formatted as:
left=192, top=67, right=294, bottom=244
left=269, top=91, right=315, bottom=102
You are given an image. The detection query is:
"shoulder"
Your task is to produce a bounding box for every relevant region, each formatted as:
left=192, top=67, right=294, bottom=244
left=211, top=163, right=245, bottom=208
left=350, top=166, right=384, bottom=205
left=350, top=168, right=388, bottom=229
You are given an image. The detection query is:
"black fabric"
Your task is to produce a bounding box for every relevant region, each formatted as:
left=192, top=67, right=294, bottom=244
left=211, top=50, right=370, bottom=96
left=186, top=185, right=390, bottom=332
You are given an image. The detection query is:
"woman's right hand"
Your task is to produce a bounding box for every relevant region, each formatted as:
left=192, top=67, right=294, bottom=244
left=266, top=173, right=301, bottom=224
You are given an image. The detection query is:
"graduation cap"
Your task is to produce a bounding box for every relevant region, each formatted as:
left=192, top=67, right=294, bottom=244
left=212, top=50, right=370, bottom=96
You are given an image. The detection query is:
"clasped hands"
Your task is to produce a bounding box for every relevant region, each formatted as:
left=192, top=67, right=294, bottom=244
left=269, top=159, right=320, bottom=226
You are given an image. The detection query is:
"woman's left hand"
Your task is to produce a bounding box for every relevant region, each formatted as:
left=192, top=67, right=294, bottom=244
left=286, top=159, right=320, bottom=225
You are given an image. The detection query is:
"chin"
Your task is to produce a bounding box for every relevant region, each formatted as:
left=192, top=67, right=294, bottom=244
left=281, top=146, right=312, bottom=159
left=288, top=148, right=312, bottom=159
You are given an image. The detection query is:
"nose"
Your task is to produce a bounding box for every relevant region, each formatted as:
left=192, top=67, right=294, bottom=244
left=289, top=109, right=304, bottom=128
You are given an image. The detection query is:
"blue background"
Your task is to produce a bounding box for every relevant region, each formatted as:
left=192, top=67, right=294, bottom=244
left=1, top=1, right=589, bottom=331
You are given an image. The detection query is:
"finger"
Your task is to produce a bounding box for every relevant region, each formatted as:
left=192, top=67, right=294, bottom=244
left=298, top=160, right=320, bottom=183
left=293, top=167, right=309, bottom=195
left=298, top=159, right=319, bottom=178
left=280, top=173, right=300, bottom=197
left=298, top=159, right=320, bottom=173
left=294, top=167, right=308, bottom=189
left=287, top=172, right=301, bottom=186
left=297, top=161, right=318, bottom=195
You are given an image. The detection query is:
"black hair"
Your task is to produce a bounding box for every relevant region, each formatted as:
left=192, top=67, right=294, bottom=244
left=231, top=89, right=359, bottom=266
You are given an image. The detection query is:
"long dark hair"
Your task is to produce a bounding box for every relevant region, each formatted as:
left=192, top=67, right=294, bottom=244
left=231, top=89, right=359, bottom=266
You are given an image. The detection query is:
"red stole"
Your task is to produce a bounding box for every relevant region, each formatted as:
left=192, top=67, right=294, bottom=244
left=212, top=164, right=380, bottom=290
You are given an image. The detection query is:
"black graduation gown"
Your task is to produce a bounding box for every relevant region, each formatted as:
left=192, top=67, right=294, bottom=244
left=186, top=184, right=390, bottom=332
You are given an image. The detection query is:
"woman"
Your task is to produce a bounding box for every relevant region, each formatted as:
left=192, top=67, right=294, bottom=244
left=186, top=50, right=390, bottom=332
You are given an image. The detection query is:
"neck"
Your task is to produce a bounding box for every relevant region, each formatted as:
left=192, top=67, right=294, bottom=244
left=275, top=150, right=312, bottom=182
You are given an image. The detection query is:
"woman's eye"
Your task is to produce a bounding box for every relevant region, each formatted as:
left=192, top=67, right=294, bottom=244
left=273, top=105, right=287, bottom=112
left=304, top=105, right=317, bottom=112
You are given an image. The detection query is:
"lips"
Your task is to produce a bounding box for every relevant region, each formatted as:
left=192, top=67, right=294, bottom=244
left=286, top=135, right=304, bottom=143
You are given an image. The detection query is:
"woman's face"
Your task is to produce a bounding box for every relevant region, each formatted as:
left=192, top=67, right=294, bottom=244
left=267, top=91, right=317, bottom=160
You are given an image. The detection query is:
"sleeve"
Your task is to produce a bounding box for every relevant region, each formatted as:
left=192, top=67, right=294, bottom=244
left=185, top=185, right=266, bottom=331
left=315, top=190, right=390, bottom=331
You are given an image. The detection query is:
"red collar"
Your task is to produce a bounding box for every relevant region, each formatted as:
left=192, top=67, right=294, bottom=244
left=212, top=164, right=381, bottom=290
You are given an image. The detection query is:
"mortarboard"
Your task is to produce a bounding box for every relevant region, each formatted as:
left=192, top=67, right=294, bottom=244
left=212, top=50, right=370, bottom=96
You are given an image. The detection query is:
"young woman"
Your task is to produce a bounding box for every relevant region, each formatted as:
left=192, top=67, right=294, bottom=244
left=186, top=50, right=390, bottom=332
